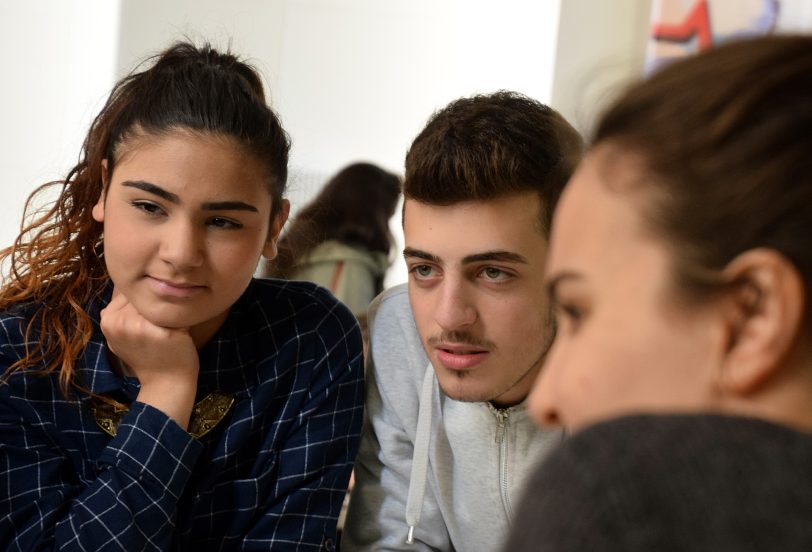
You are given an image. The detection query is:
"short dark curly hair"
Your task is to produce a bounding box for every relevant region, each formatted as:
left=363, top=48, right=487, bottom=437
left=404, top=90, right=583, bottom=234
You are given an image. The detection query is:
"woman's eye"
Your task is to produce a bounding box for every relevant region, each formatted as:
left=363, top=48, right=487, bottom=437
left=556, top=303, right=584, bottom=331
left=131, top=201, right=164, bottom=216
left=208, top=217, right=242, bottom=230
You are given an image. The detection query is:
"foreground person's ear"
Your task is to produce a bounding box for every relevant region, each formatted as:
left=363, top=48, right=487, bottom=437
left=717, top=248, right=805, bottom=395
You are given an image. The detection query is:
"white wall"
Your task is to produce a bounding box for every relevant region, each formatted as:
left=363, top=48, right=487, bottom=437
left=552, top=0, right=652, bottom=137
left=272, top=0, right=560, bottom=176
left=0, top=0, right=119, bottom=256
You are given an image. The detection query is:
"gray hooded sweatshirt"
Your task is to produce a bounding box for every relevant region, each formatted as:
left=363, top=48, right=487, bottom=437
left=342, top=285, right=562, bottom=551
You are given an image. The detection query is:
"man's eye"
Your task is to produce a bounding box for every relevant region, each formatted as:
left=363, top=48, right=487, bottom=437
left=479, top=267, right=511, bottom=282
left=410, top=265, right=435, bottom=279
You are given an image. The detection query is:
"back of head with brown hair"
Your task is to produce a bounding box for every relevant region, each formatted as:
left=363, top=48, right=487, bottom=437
left=594, top=35, right=812, bottom=312
left=404, top=90, right=583, bottom=234
left=268, top=162, right=401, bottom=279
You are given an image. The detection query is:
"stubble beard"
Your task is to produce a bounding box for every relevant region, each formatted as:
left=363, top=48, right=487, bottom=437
left=437, top=309, right=557, bottom=405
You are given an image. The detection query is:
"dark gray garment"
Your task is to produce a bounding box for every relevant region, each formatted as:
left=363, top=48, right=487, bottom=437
left=506, top=414, right=812, bottom=552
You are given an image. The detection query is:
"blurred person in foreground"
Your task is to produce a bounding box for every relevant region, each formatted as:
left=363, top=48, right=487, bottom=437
left=507, top=34, right=812, bottom=552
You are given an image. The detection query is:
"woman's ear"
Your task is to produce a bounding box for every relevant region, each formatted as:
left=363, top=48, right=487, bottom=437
left=717, top=248, right=806, bottom=396
left=262, top=199, right=290, bottom=260
left=92, top=159, right=109, bottom=223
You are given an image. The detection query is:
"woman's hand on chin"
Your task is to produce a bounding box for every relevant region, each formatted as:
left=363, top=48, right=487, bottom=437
left=100, top=289, right=200, bottom=431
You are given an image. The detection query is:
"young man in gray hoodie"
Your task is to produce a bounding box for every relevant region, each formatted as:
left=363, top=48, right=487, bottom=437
left=341, top=91, right=583, bottom=551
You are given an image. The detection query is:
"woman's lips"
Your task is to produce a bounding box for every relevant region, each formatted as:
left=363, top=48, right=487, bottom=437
left=147, top=276, right=205, bottom=298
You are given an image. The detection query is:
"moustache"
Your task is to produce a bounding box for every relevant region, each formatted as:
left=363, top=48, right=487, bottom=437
left=427, top=330, right=496, bottom=351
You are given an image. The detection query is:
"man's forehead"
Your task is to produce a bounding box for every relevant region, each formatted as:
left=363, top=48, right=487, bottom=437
left=402, top=196, right=545, bottom=266
left=402, top=194, right=542, bottom=223
left=403, top=195, right=544, bottom=234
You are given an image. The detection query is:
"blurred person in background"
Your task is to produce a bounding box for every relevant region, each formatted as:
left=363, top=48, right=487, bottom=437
left=262, top=162, right=401, bottom=318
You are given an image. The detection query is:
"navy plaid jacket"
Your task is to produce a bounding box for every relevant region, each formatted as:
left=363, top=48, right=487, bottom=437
left=0, top=278, right=364, bottom=551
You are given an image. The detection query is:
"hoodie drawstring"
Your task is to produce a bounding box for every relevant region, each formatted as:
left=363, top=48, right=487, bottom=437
left=405, top=365, right=435, bottom=544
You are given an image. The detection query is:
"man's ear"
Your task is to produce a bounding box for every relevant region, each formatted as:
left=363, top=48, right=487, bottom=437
left=92, top=159, right=109, bottom=223
left=717, top=248, right=806, bottom=396
left=262, top=198, right=290, bottom=260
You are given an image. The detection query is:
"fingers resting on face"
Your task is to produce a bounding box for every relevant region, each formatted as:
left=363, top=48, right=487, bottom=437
left=99, top=289, right=199, bottom=385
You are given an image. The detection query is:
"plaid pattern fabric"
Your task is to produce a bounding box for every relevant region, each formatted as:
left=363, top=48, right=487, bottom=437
left=0, top=279, right=364, bottom=551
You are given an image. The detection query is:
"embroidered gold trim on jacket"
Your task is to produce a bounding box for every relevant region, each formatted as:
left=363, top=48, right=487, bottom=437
left=90, top=391, right=235, bottom=439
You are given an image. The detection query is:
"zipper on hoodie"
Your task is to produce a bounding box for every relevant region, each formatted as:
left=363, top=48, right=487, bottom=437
left=493, top=408, right=512, bottom=519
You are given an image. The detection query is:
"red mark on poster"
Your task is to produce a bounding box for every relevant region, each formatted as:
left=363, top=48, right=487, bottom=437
left=652, top=0, right=712, bottom=49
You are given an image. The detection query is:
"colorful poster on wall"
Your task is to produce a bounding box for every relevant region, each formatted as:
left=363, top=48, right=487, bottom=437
left=645, top=0, right=810, bottom=73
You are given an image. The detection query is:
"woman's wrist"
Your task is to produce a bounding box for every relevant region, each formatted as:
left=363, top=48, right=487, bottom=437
left=136, top=376, right=198, bottom=430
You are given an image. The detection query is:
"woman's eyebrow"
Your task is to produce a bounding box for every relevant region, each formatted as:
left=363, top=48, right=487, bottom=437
left=121, top=181, right=258, bottom=212
left=201, top=201, right=258, bottom=212
left=545, top=271, right=582, bottom=300
left=122, top=180, right=178, bottom=203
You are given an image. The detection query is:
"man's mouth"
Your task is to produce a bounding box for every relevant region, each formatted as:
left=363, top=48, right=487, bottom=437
left=439, top=346, right=486, bottom=355
left=434, top=343, right=490, bottom=370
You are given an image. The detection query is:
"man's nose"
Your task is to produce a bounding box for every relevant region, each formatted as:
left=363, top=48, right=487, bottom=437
left=433, top=280, right=477, bottom=330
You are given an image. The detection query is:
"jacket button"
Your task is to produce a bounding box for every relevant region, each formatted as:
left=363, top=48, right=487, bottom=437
left=323, top=538, right=334, bottom=551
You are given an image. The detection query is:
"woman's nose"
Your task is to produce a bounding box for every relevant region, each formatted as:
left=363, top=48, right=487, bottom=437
left=528, top=355, right=563, bottom=428
left=159, top=219, right=205, bottom=268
